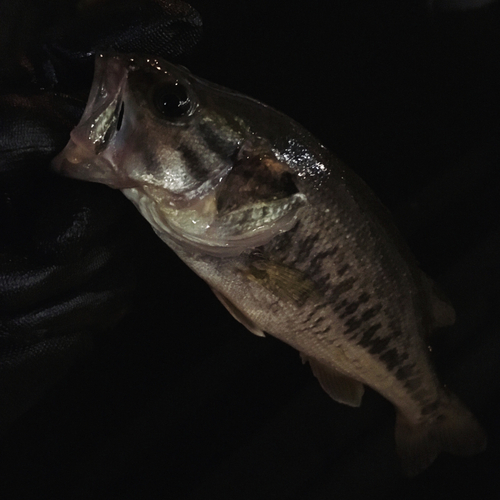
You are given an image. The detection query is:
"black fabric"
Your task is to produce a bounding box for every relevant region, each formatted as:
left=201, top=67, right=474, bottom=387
left=0, top=0, right=202, bottom=90
left=0, top=0, right=202, bottom=430
left=1, top=0, right=500, bottom=499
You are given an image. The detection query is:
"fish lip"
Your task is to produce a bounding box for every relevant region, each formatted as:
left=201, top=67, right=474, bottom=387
left=52, top=139, right=139, bottom=189
left=52, top=139, right=114, bottom=186
left=74, top=53, right=129, bottom=152
left=52, top=53, right=136, bottom=189
left=80, top=53, right=129, bottom=122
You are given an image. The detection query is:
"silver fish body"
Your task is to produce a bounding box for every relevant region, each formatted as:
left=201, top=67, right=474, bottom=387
left=52, top=53, right=486, bottom=475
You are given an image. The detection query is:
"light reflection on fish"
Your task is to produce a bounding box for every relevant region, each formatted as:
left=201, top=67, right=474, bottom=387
left=52, top=53, right=486, bottom=475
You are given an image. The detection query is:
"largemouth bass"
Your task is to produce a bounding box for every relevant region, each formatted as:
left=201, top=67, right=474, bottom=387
left=52, top=53, right=486, bottom=475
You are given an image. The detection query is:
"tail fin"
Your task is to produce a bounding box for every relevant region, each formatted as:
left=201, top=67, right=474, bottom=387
left=395, top=392, right=487, bottom=476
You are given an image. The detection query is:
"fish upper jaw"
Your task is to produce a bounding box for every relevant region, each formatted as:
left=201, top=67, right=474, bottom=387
left=52, top=53, right=137, bottom=189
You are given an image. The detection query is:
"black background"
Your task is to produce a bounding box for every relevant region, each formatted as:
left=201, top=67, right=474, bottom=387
left=1, top=0, right=500, bottom=498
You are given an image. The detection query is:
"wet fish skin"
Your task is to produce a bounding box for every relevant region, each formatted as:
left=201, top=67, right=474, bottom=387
left=52, top=53, right=486, bottom=475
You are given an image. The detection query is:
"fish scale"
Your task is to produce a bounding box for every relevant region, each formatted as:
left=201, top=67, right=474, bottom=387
left=262, top=210, right=423, bottom=385
left=52, top=52, right=486, bottom=476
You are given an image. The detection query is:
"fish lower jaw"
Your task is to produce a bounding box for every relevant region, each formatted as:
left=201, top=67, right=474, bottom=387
left=121, top=188, right=306, bottom=257
left=121, top=187, right=223, bottom=255
left=51, top=139, right=138, bottom=189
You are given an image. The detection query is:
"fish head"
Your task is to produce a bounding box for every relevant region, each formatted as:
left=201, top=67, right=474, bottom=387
left=53, top=53, right=211, bottom=193
left=52, top=53, right=328, bottom=256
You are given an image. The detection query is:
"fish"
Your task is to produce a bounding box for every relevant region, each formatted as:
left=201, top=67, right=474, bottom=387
left=52, top=52, right=486, bottom=476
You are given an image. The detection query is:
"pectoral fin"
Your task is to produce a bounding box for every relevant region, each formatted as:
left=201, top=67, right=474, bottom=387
left=211, top=288, right=265, bottom=337
left=242, top=259, right=319, bottom=306
left=301, top=354, right=364, bottom=407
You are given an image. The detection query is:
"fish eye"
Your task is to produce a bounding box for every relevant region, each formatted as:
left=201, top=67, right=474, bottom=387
left=152, top=82, right=193, bottom=119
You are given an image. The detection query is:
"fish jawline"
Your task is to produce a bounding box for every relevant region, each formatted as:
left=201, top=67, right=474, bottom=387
left=122, top=187, right=305, bottom=257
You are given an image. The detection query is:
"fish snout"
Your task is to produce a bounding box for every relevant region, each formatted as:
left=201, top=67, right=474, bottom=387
left=52, top=54, right=137, bottom=189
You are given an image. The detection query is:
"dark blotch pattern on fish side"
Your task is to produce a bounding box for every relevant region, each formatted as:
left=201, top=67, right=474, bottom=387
left=339, top=301, right=360, bottom=318
left=361, top=304, right=383, bottom=322
left=342, top=300, right=382, bottom=321
left=334, top=298, right=349, bottom=313
left=314, top=273, right=333, bottom=293
left=336, top=291, right=376, bottom=318
left=395, top=364, right=414, bottom=381
left=289, top=239, right=344, bottom=300
left=421, top=400, right=440, bottom=416
left=303, top=309, right=332, bottom=336
left=385, top=318, right=404, bottom=339
left=178, top=144, right=211, bottom=181
left=367, top=336, right=391, bottom=355
left=344, top=316, right=363, bottom=334
left=342, top=300, right=382, bottom=335
left=357, top=322, right=382, bottom=344
left=293, top=234, right=321, bottom=264
left=362, top=332, right=409, bottom=367
left=301, top=302, right=329, bottom=323
left=353, top=320, right=420, bottom=394
left=336, top=291, right=408, bottom=380
left=379, top=348, right=401, bottom=371
left=337, top=263, right=349, bottom=277
left=328, top=277, right=356, bottom=304
left=377, top=350, right=421, bottom=397
left=404, top=377, right=422, bottom=392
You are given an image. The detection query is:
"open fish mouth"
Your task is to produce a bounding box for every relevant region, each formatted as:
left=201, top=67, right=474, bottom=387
left=78, top=53, right=128, bottom=136
left=52, top=54, right=133, bottom=188
left=52, top=141, right=117, bottom=186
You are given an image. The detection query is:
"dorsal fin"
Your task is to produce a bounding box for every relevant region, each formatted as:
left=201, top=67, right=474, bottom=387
left=420, top=272, right=456, bottom=334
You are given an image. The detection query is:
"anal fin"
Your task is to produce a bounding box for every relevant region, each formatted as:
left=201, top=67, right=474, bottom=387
left=301, top=354, right=364, bottom=407
left=211, top=288, right=265, bottom=337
